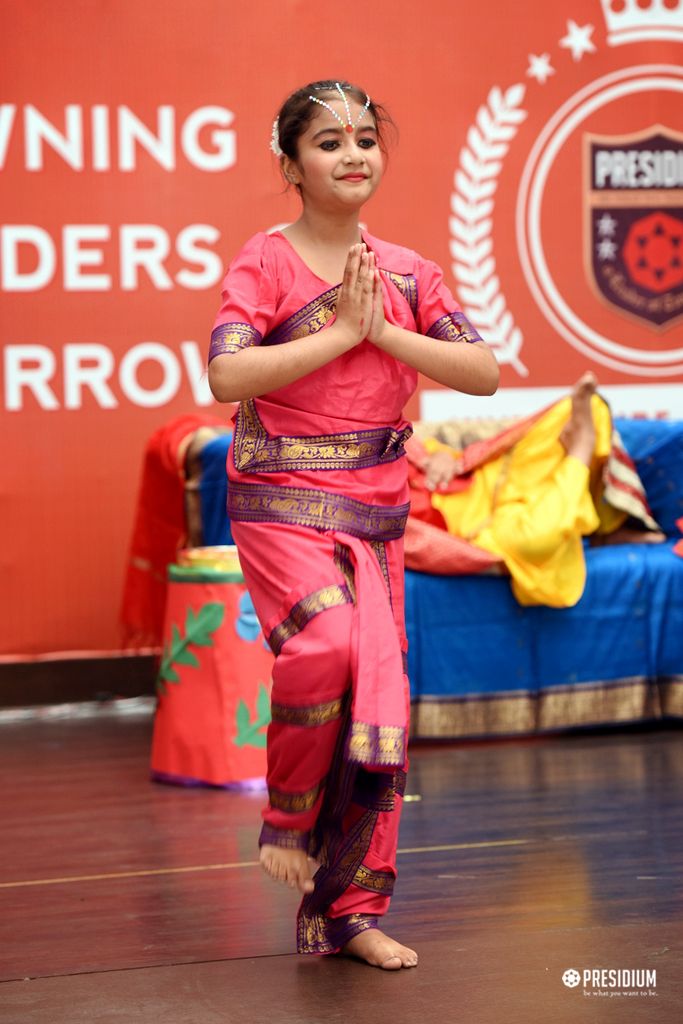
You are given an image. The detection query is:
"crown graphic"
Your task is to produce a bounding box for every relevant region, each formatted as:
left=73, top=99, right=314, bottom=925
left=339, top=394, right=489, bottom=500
left=600, top=0, right=683, bottom=46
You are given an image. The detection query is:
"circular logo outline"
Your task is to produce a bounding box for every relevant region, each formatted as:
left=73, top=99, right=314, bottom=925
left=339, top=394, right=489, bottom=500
left=516, top=64, right=683, bottom=377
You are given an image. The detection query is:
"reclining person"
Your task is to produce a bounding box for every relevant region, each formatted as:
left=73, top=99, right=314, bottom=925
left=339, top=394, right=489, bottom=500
left=407, top=373, right=665, bottom=608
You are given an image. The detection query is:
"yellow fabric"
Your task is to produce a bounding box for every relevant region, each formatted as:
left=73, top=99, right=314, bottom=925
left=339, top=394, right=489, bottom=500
left=428, top=395, right=625, bottom=608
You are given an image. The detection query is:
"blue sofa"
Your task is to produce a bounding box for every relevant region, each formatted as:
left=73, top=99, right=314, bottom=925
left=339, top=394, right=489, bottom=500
left=195, top=418, right=683, bottom=740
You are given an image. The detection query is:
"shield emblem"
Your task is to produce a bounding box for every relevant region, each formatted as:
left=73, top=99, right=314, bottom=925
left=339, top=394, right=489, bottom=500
left=584, top=125, right=683, bottom=331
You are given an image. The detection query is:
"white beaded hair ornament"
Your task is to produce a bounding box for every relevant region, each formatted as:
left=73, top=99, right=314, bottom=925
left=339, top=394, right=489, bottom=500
left=270, top=83, right=371, bottom=156
left=270, top=119, right=283, bottom=157
left=309, top=82, right=371, bottom=133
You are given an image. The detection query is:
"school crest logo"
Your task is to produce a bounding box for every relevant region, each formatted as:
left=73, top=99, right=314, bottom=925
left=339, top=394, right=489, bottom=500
left=450, top=1, right=683, bottom=378
left=585, top=127, right=683, bottom=330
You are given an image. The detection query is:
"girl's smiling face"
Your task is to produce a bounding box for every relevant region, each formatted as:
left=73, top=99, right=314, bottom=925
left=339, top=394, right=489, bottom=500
left=283, top=96, right=383, bottom=211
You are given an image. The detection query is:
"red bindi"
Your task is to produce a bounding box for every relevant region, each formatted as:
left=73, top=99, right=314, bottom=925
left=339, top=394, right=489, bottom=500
left=345, top=124, right=353, bottom=133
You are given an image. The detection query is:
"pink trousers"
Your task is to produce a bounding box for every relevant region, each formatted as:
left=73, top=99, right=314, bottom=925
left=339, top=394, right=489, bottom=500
left=231, top=519, right=410, bottom=954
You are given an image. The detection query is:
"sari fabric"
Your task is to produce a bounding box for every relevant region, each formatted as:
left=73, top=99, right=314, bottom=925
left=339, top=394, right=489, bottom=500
left=210, top=229, right=478, bottom=953
left=407, top=395, right=659, bottom=607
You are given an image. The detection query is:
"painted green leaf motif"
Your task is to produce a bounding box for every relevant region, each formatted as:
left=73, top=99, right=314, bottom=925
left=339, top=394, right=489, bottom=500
left=173, top=648, right=199, bottom=667
left=156, top=600, right=226, bottom=694
left=236, top=699, right=250, bottom=734
left=188, top=603, right=225, bottom=645
left=256, top=682, right=270, bottom=723
left=233, top=681, right=272, bottom=749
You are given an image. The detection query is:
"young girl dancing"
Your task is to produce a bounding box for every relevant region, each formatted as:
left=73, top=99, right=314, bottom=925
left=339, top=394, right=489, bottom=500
left=208, top=80, right=499, bottom=970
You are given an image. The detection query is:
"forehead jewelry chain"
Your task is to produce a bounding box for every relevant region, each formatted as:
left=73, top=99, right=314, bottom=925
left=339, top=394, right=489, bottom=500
left=308, top=82, right=371, bottom=133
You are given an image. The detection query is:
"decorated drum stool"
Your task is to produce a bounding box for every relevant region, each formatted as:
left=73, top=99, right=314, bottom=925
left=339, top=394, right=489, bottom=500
left=150, top=546, right=274, bottom=788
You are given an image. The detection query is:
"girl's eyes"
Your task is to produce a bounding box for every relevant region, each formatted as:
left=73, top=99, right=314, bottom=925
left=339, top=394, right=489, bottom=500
left=319, top=138, right=377, bottom=151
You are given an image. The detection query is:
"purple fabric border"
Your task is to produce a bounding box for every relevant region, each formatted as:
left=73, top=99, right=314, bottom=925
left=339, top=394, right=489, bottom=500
left=426, top=310, right=482, bottom=344
left=150, top=769, right=266, bottom=792
left=327, top=913, right=379, bottom=951
left=258, top=822, right=311, bottom=851
left=228, top=481, right=410, bottom=541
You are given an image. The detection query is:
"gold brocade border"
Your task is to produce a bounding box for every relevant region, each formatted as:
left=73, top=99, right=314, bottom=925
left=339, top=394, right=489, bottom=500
left=271, top=696, right=346, bottom=727
left=660, top=677, right=683, bottom=717
left=298, top=911, right=376, bottom=955
left=264, top=286, right=339, bottom=346
left=370, top=539, right=392, bottom=607
left=409, top=677, right=678, bottom=739
left=233, top=398, right=412, bottom=473
left=267, top=584, right=353, bottom=656
left=269, top=778, right=326, bottom=814
left=348, top=722, right=406, bottom=766
left=297, top=912, right=335, bottom=954
left=227, top=481, right=410, bottom=541
left=298, top=810, right=378, bottom=953
left=259, top=824, right=310, bottom=850
left=426, top=311, right=482, bottom=344
left=333, top=542, right=357, bottom=602
left=297, top=764, right=406, bottom=953
left=353, top=772, right=402, bottom=812
left=385, top=271, right=418, bottom=318
left=353, top=863, right=396, bottom=895
left=208, top=322, right=261, bottom=361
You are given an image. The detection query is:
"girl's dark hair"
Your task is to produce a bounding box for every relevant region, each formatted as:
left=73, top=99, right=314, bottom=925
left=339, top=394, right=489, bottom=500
left=274, top=79, right=395, bottom=162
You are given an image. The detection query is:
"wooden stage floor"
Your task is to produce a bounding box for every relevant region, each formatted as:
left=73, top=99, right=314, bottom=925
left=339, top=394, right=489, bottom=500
left=0, top=710, right=681, bottom=1022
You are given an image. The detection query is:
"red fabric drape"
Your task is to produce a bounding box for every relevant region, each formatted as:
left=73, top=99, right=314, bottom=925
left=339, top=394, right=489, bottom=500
left=119, top=414, right=226, bottom=649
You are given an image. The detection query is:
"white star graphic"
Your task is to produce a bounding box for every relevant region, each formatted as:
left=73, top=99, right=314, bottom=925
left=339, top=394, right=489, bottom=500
left=597, top=213, right=617, bottom=237
left=526, top=53, right=555, bottom=85
left=560, top=20, right=596, bottom=61
left=597, top=238, right=617, bottom=261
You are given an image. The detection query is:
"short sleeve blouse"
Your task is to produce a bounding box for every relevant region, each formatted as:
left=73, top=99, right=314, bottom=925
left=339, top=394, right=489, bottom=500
left=208, top=233, right=278, bottom=363
left=414, top=256, right=483, bottom=344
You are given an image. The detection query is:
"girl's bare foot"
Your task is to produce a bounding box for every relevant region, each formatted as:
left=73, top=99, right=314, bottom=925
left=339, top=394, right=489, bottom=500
left=342, top=928, right=418, bottom=970
left=559, top=371, right=598, bottom=466
left=259, top=844, right=315, bottom=894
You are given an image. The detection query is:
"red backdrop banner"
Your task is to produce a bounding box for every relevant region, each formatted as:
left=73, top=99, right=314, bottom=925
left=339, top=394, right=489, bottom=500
left=1, top=0, right=681, bottom=655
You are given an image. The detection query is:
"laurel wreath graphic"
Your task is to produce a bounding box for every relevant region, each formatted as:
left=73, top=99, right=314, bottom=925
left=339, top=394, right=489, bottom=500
left=451, top=84, right=528, bottom=375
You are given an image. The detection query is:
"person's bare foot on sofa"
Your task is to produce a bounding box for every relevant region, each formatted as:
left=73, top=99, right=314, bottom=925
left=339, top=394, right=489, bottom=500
left=342, top=928, right=418, bottom=970
left=560, top=372, right=597, bottom=466
left=259, top=844, right=315, bottom=894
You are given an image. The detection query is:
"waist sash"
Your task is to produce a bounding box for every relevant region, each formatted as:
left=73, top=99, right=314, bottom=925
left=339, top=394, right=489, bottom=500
left=228, top=481, right=409, bottom=542
left=233, top=399, right=413, bottom=473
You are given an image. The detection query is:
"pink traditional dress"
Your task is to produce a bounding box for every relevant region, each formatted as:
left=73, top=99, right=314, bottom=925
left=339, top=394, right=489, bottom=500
left=209, top=229, right=481, bottom=954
